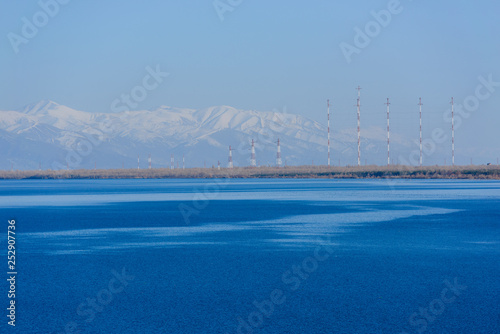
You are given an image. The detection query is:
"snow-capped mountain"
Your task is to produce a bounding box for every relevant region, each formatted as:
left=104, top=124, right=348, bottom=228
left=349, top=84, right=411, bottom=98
left=0, top=100, right=422, bottom=170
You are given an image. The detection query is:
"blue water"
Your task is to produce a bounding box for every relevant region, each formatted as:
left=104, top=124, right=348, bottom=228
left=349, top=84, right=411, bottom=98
left=1, top=179, right=499, bottom=333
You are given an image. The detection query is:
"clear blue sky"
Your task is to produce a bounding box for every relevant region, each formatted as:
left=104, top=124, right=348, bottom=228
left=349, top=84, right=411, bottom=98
left=1, top=0, right=499, bottom=160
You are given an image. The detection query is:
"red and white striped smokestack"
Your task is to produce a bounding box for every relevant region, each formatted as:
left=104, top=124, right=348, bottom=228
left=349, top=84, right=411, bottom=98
left=419, top=98, right=423, bottom=167
left=276, top=138, right=282, bottom=167
left=228, top=145, right=233, bottom=168
left=327, top=99, right=331, bottom=167
left=386, top=98, right=390, bottom=166
left=251, top=139, right=256, bottom=167
left=357, top=88, right=361, bottom=166
left=451, top=97, right=455, bottom=166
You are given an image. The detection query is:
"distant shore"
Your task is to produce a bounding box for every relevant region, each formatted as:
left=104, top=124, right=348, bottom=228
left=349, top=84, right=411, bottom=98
left=1, top=165, right=500, bottom=180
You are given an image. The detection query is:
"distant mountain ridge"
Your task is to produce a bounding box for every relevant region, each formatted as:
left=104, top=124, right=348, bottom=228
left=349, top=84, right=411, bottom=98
left=0, top=100, right=428, bottom=170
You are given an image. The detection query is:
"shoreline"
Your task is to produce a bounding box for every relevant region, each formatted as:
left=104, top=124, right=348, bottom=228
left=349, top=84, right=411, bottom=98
left=1, top=165, right=500, bottom=180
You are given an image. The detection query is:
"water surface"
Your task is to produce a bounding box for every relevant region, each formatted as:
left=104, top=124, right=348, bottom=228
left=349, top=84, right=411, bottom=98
left=1, top=179, right=499, bottom=333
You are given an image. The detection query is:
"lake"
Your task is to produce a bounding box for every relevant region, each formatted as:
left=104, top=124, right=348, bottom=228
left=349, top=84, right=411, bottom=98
left=1, top=179, right=499, bottom=333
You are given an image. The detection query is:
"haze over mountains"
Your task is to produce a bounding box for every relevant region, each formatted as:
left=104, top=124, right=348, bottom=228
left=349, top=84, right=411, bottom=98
left=0, top=100, right=478, bottom=170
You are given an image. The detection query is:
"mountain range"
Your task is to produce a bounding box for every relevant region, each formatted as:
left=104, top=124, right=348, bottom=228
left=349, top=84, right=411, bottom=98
left=0, top=100, right=458, bottom=170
